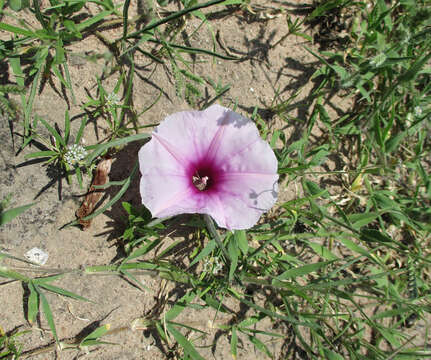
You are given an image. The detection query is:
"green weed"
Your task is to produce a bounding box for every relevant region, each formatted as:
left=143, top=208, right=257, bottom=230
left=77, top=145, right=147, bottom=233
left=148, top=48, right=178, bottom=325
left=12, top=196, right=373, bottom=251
left=0, top=0, right=430, bottom=359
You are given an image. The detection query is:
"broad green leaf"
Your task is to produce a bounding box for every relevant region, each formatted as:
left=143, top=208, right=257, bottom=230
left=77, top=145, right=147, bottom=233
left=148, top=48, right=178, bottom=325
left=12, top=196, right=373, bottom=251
left=397, top=53, right=431, bottom=84
left=9, top=0, right=30, bottom=11
left=234, top=230, right=248, bottom=255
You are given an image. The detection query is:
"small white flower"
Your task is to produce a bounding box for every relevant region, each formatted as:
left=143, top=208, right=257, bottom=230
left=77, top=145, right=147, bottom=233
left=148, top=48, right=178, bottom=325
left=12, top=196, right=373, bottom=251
left=106, top=92, right=120, bottom=107
left=406, top=112, right=414, bottom=126
left=64, top=144, right=87, bottom=165
left=202, top=256, right=223, bottom=275
left=414, top=106, right=423, bottom=117
left=370, top=53, right=386, bottom=67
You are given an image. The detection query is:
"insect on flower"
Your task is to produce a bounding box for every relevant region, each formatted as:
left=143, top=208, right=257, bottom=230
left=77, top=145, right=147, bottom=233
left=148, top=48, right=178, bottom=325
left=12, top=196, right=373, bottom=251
left=138, top=105, right=278, bottom=230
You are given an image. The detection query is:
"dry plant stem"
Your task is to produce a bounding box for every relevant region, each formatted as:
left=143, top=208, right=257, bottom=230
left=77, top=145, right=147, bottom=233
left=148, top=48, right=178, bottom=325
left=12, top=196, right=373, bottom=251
left=203, top=214, right=231, bottom=263
left=76, top=158, right=113, bottom=229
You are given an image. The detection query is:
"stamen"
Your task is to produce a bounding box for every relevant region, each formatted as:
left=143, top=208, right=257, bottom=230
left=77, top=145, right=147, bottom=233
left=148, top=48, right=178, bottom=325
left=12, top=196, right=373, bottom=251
left=192, top=172, right=209, bottom=191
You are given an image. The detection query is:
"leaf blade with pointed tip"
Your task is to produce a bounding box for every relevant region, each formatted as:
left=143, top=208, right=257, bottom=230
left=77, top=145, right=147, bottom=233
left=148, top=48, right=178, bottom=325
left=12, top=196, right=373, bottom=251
left=0, top=203, right=35, bottom=226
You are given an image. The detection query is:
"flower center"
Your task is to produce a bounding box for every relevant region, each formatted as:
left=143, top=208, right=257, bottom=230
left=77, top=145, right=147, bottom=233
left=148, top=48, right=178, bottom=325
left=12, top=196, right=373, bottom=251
left=192, top=172, right=209, bottom=191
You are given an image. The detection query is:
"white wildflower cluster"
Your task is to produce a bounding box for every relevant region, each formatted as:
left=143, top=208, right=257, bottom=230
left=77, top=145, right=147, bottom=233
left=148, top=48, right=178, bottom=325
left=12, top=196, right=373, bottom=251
left=64, top=144, right=87, bottom=165
left=106, top=92, right=120, bottom=108
left=202, top=256, right=223, bottom=275
left=406, top=106, right=424, bottom=127
left=370, top=53, right=387, bottom=68
left=414, top=106, right=423, bottom=118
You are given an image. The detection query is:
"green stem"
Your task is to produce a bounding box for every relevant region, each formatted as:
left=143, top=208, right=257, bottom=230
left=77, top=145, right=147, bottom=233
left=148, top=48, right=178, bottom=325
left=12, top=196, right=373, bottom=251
left=203, top=214, right=231, bottom=263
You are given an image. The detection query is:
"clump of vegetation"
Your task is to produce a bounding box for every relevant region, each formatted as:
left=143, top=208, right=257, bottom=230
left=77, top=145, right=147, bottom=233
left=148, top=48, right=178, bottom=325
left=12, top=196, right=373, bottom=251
left=0, top=0, right=430, bottom=359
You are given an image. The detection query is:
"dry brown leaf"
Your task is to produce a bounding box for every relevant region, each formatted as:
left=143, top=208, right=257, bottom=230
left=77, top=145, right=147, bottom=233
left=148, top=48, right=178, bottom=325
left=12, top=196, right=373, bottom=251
left=76, top=158, right=113, bottom=230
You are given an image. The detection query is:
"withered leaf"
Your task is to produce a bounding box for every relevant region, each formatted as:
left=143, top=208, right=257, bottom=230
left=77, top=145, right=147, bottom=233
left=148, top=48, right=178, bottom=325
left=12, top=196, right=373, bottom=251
left=76, top=158, right=113, bottom=230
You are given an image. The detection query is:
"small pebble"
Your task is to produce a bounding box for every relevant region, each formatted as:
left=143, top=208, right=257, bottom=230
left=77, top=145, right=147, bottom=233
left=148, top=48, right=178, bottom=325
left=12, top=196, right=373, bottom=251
left=24, top=247, right=48, bottom=265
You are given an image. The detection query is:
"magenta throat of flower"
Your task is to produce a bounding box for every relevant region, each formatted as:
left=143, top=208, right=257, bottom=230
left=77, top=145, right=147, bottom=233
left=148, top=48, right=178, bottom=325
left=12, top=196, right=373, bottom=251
left=189, top=160, right=219, bottom=192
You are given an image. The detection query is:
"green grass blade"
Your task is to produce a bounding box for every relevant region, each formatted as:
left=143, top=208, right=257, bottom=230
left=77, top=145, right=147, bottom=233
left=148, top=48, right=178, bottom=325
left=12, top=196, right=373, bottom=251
left=80, top=324, right=111, bottom=344
left=276, top=261, right=333, bottom=280
left=23, top=67, right=42, bottom=139
left=64, top=110, right=70, bottom=144
left=37, top=289, right=59, bottom=343
left=228, top=236, right=239, bottom=282
left=85, top=133, right=150, bottom=165
left=166, top=322, right=205, bottom=360
left=0, top=22, right=34, bottom=36
left=76, top=9, right=115, bottom=31
left=230, top=326, right=238, bottom=359
left=32, top=0, right=48, bottom=29
left=146, top=39, right=239, bottom=60
left=0, top=203, right=35, bottom=226
left=126, top=0, right=226, bottom=39
left=122, top=0, right=131, bottom=40
left=27, top=281, right=40, bottom=325
left=24, top=150, right=58, bottom=159
left=75, top=116, right=88, bottom=144
left=39, top=117, right=65, bottom=147
left=247, top=334, right=272, bottom=358
left=189, top=239, right=216, bottom=267
left=63, top=62, right=76, bottom=104
left=0, top=267, right=30, bottom=282
left=37, top=283, right=93, bottom=302
left=119, top=269, right=149, bottom=291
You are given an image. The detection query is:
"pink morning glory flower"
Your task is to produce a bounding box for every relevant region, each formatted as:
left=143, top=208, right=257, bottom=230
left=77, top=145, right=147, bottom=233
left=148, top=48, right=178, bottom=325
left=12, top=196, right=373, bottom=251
left=138, top=105, right=278, bottom=230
